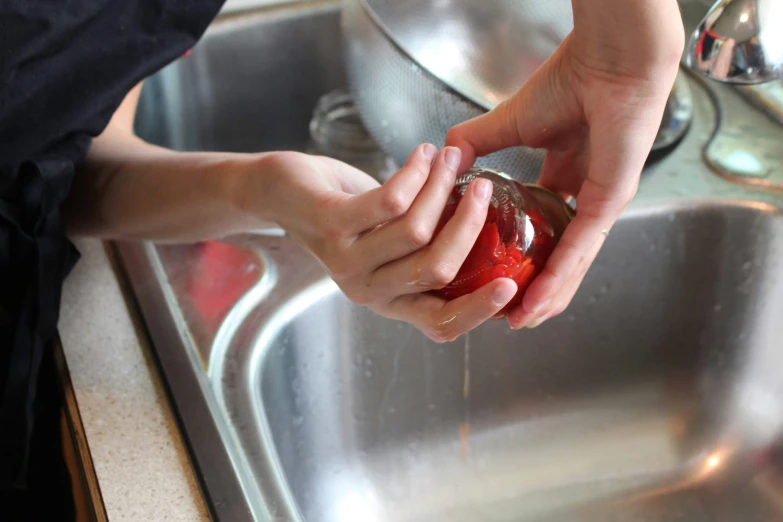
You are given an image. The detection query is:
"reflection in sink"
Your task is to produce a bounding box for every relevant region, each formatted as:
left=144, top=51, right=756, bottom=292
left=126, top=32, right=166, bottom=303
left=246, top=203, right=783, bottom=522
left=117, top=1, right=783, bottom=521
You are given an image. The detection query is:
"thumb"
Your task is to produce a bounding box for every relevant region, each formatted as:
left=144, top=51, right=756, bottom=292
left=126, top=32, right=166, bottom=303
left=445, top=97, right=524, bottom=173
left=445, top=45, right=579, bottom=173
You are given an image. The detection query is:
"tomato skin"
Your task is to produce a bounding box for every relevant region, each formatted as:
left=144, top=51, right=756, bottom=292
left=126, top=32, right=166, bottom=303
left=430, top=189, right=556, bottom=316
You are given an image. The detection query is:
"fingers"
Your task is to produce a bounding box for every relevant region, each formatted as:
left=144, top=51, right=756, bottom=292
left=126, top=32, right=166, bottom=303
left=515, top=104, right=645, bottom=321
left=355, top=147, right=462, bottom=268
left=367, top=177, right=492, bottom=298
left=342, top=143, right=436, bottom=234
left=381, top=278, right=518, bottom=343
left=509, top=172, right=622, bottom=328
left=506, top=250, right=589, bottom=329
left=533, top=271, right=584, bottom=326
left=518, top=209, right=609, bottom=315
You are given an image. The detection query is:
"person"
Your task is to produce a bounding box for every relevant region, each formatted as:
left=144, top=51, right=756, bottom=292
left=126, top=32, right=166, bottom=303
left=0, top=0, right=684, bottom=517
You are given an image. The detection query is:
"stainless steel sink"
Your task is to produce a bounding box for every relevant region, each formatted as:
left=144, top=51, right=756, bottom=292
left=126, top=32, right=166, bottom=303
left=117, top=1, right=783, bottom=521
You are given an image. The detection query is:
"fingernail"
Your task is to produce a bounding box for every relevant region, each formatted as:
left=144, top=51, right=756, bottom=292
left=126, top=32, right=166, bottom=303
left=422, top=143, right=437, bottom=161
left=510, top=315, right=530, bottom=330
left=492, top=283, right=517, bottom=306
left=527, top=317, right=545, bottom=329
left=424, top=332, right=445, bottom=343
left=476, top=178, right=493, bottom=202
left=445, top=147, right=461, bottom=171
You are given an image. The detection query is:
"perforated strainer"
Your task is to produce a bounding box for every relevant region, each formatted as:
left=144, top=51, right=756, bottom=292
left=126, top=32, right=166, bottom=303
left=342, top=0, right=692, bottom=183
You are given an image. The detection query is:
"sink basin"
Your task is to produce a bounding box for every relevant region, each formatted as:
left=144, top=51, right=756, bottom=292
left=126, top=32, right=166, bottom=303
left=249, top=201, right=783, bottom=522
left=118, top=1, right=783, bottom=521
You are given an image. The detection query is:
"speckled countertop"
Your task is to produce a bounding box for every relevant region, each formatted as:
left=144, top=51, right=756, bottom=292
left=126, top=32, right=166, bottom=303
left=59, top=238, right=210, bottom=521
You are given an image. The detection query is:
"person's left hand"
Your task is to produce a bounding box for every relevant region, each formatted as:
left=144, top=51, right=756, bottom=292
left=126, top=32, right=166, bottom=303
left=247, top=145, right=519, bottom=342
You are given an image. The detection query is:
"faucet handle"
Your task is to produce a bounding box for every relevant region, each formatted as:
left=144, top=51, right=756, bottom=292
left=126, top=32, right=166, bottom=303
left=685, top=0, right=783, bottom=84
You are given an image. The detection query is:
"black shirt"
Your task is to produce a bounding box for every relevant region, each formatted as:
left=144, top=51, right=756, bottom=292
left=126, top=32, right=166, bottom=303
left=0, top=0, right=224, bottom=489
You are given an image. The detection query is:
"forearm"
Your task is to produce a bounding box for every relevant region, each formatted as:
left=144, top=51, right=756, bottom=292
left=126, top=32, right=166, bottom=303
left=570, top=0, right=684, bottom=76
left=64, top=87, right=279, bottom=242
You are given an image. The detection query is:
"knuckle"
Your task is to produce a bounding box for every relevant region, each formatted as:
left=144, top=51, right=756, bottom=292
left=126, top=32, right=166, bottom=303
left=426, top=322, right=456, bottom=344
left=313, top=213, right=350, bottom=243
left=342, top=286, right=375, bottom=306
left=620, top=183, right=638, bottom=206
left=326, top=255, right=368, bottom=283
left=426, top=260, right=459, bottom=288
left=321, top=222, right=347, bottom=242
left=266, top=150, right=303, bottom=171
left=404, top=221, right=432, bottom=249
left=381, top=188, right=411, bottom=217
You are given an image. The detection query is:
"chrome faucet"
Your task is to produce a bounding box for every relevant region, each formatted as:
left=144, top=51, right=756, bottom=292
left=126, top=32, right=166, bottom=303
left=686, top=0, right=783, bottom=84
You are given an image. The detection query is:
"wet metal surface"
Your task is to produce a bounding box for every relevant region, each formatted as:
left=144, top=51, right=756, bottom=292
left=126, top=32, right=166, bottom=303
left=117, top=2, right=783, bottom=521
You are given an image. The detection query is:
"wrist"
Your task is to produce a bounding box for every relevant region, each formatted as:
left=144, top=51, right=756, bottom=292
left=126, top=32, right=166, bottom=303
left=569, top=0, right=684, bottom=77
left=233, top=150, right=303, bottom=232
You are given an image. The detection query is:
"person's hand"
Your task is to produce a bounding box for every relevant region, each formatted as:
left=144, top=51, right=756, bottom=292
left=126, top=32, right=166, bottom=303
left=446, top=0, right=684, bottom=329
left=250, top=145, right=518, bottom=342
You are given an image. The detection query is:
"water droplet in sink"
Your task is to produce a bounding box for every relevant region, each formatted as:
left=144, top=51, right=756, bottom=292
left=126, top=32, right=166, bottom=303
left=742, top=261, right=752, bottom=271
left=292, top=415, right=304, bottom=426
left=381, top=119, right=389, bottom=127
left=567, top=314, right=576, bottom=321
left=588, top=295, right=597, bottom=304
left=428, top=403, right=436, bottom=411
left=714, top=304, right=722, bottom=312
left=600, top=284, right=610, bottom=294
left=365, top=370, right=372, bottom=378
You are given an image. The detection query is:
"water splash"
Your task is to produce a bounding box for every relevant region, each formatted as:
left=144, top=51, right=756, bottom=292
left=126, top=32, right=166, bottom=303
left=460, top=332, right=472, bottom=459
left=378, top=344, right=403, bottom=428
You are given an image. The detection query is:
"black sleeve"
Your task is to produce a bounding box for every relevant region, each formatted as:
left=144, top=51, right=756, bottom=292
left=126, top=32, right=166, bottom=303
left=0, top=0, right=224, bottom=490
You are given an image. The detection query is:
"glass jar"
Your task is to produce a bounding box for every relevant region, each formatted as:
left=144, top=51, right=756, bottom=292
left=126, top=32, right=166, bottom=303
left=308, top=90, right=397, bottom=182
left=431, top=167, right=575, bottom=315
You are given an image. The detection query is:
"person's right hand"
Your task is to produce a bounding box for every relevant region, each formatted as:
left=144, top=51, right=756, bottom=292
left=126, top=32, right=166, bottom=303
left=246, top=145, right=518, bottom=342
left=446, top=0, right=684, bottom=330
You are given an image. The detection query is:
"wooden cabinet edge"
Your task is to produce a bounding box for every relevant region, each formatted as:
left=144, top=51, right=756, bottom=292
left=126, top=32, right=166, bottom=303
left=54, top=336, right=109, bottom=522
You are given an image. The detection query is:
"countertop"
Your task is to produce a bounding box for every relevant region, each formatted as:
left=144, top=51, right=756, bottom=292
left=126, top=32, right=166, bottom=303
left=55, top=2, right=310, bottom=519
left=59, top=238, right=210, bottom=521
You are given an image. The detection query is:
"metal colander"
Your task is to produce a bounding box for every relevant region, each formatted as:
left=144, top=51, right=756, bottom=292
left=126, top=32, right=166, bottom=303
left=341, top=0, right=575, bottom=183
